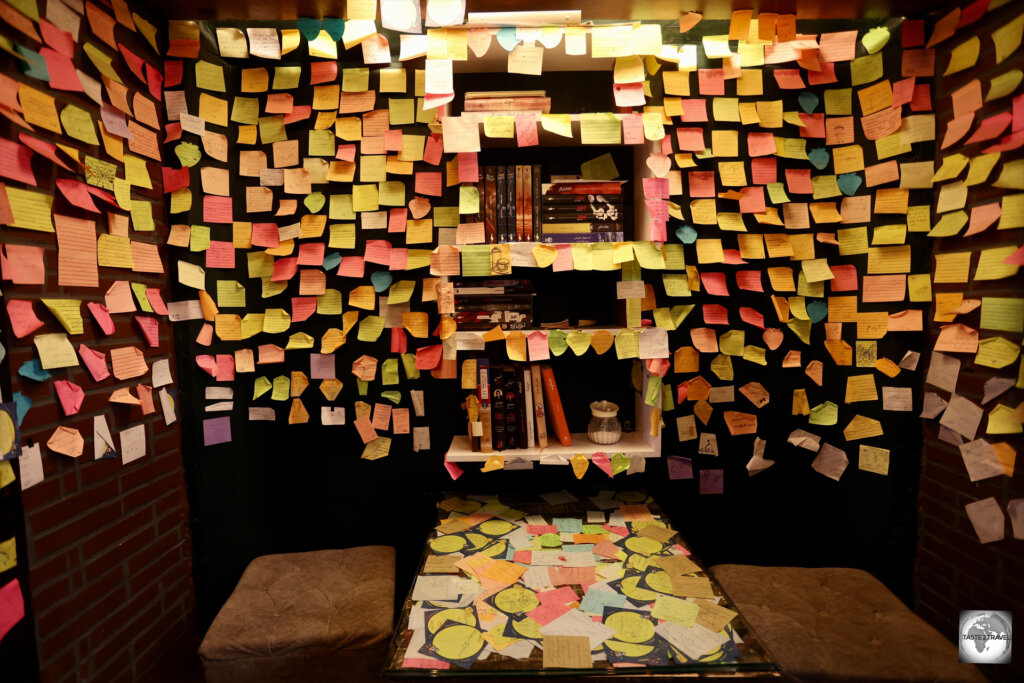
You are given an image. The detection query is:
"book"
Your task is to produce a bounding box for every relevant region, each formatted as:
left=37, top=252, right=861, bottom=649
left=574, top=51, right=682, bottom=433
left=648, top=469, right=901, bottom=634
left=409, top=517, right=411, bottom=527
left=464, top=96, right=551, bottom=112
left=514, top=365, right=527, bottom=448
left=540, top=232, right=624, bottom=244
left=540, top=365, right=572, bottom=447
left=540, top=222, right=624, bottom=233
left=496, top=166, right=507, bottom=243
left=504, top=366, right=518, bottom=450
left=491, top=363, right=506, bottom=451
left=542, top=205, right=624, bottom=221
left=541, top=194, right=623, bottom=205
left=478, top=358, right=492, bottom=453
left=465, top=90, right=546, bottom=99
left=484, top=166, right=497, bottom=244
left=523, top=165, right=533, bottom=242
left=505, top=165, right=516, bottom=242
left=515, top=165, right=525, bottom=242
left=531, top=164, right=541, bottom=242
left=460, top=110, right=545, bottom=124
left=542, top=181, right=624, bottom=195
left=522, top=366, right=535, bottom=448
left=530, top=364, right=548, bottom=449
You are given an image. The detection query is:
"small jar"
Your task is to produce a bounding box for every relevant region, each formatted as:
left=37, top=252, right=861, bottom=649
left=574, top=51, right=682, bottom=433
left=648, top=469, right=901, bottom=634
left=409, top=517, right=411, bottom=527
left=588, top=401, right=621, bottom=445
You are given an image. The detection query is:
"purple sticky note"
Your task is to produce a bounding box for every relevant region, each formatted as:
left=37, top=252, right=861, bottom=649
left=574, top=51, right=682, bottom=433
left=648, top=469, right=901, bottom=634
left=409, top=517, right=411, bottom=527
left=203, top=416, right=232, bottom=446
left=310, top=353, right=336, bottom=379
left=0, top=579, right=25, bottom=642
left=699, top=469, right=724, bottom=495
left=667, top=456, right=693, bottom=480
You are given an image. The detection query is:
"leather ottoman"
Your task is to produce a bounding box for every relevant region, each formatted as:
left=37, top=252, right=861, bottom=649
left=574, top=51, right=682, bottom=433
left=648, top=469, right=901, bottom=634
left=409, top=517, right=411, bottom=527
left=709, top=565, right=987, bottom=683
left=199, top=547, right=395, bottom=683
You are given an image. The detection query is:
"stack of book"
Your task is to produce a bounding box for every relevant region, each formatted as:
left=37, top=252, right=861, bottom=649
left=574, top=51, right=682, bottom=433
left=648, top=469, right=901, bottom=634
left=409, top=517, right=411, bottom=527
left=467, top=360, right=573, bottom=453
left=540, top=180, right=626, bottom=243
left=452, top=278, right=534, bottom=330
left=462, top=90, right=552, bottom=120
left=482, top=165, right=542, bottom=243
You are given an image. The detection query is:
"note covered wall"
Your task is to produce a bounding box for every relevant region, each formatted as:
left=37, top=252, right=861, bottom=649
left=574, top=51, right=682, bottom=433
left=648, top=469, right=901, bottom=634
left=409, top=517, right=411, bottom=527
left=0, top=0, right=196, bottom=679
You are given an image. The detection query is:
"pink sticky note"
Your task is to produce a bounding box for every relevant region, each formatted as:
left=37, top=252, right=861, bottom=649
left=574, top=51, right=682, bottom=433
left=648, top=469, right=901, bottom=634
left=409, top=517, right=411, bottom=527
left=78, top=344, right=110, bottom=381
left=676, top=126, right=705, bottom=151
left=414, top=171, right=443, bottom=197
left=1002, top=245, right=1024, bottom=266
left=196, top=355, right=217, bottom=377
left=613, top=82, right=646, bottom=107
left=365, top=240, right=392, bottom=265
left=679, top=98, right=708, bottom=122
left=444, top=458, right=464, bottom=480
left=146, top=63, right=163, bottom=101
left=747, top=132, right=777, bottom=157
left=203, top=195, right=233, bottom=223
left=785, top=168, right=813, bottom=194
left=215, top=354, right=235, bottom=382
left=829, top=264, right=859, bottom=291
left=527, top=331, right=550, bottom=361
left=965, top=203, right=1001, bottom=236
left=56, top=179, right=100, bottom=211
left=750, top=157, right=777, bottom=184
left=415, top=344, right=443, bottom=370
left=391, top=328, right=407, bottom=354
left=389, top=247, right=408, bottom=270
left=591, top=452, right=613, bottom=476
left=732, top=306, right=764, bottom=331
left=774, top=68, right=805, bottom=89
left=688, top=171, right=716, bottom=197
left=965, top=111, right=1012, bottom=145
left=423, top=134, right=443, bottom=165
left=135, top=316, right=160, bottom=347
left=736, top=271, right=763, bottom=292
left=338, top=256, right=365, bottom=278
left=527, top=601, right=571, bottom=626
left=700, top=272, right=729, bottom=296
left=41, top=48, right=83, bottom=92
left=0, top=579, right=25, bottom=642
left=137, top=385, right=156, bottom=415
left=39, top=19, right=75, bottom=58
left=892, top=77, right=915, bottom=108
left=0, top=244, right=45, bottom=284
left=203, top=416, right=232, bottom=446
left=388, top=208, right=407, bottom=233
left=457, top=152, right=479, bottom=183
left=515, top=114, right=538, bottom=147
left=54, top=380, right=84, bottom=416
left=697, top=68, right=725, bottom=95
left=310, top=61, right=337, bottom=84
left=87, top=302, right=116, bottom=334
left=271, top=257, right=298, bottom=281
left=703, top=304, right=729, bottom=325
left=0, top=138, right=36, bottom=186
left=291, top=297, right=317, bottom=322
left=621, top=113, right=644, bottom=145
left=6, top=300, right=43, bottom=338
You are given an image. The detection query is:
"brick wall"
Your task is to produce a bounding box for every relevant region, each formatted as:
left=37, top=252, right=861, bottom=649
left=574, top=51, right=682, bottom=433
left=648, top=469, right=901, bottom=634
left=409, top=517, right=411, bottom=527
left=916, top=3, right=1023, bottom=682
left=0, top=1, right=196, bottom=681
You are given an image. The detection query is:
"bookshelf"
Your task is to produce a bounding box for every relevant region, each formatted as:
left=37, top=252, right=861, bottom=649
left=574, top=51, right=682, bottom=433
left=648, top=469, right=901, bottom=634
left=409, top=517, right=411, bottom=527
left=440, top=36, right=667, bottom=466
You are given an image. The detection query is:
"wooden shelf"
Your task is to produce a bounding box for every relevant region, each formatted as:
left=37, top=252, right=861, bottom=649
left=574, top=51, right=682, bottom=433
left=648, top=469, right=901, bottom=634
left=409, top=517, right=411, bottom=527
left=446, top=430, right=656, bottom=463
left=469, top=112, right=641, bottom=148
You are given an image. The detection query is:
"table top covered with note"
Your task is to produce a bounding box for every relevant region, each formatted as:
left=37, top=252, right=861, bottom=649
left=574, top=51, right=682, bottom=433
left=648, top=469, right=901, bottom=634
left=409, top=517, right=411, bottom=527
left=383, top=491, right=780, bottom=677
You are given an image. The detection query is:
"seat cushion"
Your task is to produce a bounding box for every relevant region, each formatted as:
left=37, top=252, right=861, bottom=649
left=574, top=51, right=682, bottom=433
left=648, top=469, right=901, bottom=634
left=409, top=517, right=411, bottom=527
left=200, top=546, right=395, bottom=677
left=709, top=565, right=986, bottom=683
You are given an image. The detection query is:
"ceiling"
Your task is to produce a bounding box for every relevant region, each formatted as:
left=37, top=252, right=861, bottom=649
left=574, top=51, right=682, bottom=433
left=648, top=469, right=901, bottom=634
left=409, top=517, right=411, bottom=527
left=154, top=0, right=958, bottom=22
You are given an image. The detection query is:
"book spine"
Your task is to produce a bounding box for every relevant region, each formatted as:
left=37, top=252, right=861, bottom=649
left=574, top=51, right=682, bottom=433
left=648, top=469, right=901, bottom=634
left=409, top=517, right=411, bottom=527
left=515, top=165, right=525, bottom=242
left=504, top=367, right=518, bottom=450
left=540, top=222, right=625, bottom=233
left=476, top=173, right=485, bottom=225
left=467, top=394, right=481, bottom=452
left=514, top=365, right=527, bottom=449
left=531, top=164, right=541, bottom=243
left=530, top=365, right=548, bottom=449
left=464, top=97, right=552, bottom=111
left=541, top=194, right=624, bottom=205
left=491, top=363, right=506, bottom=451
left=523, top=165, right=533, bottom=243
left=541, top=364, right=572, bottom=446
left=542, top=206, right=625, bottom=220
left=543, top=182, right=623, bottom=195
left=484, top=166, right=497, bottom=244
left=478, top=358, right=492, bottom=453
left=522, top=366, right=535, bottom=448
left=540, top=232, right=624, bottom=244
left=506, top=165, right=516, bottom=243
left=496, top=166, right=507, bottom=243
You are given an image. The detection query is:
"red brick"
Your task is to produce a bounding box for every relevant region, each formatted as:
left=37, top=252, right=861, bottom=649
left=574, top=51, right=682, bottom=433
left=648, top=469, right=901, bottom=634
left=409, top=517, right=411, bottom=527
left=81, top=506, right=154, bottom=558
left=29, top=480, right=121, bottom=533
left=84, top=526, right=156, bottom=583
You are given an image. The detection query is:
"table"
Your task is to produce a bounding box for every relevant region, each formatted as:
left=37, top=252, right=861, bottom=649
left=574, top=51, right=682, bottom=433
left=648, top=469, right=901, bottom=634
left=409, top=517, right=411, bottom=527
left=383, top=491, right=781, bottom=677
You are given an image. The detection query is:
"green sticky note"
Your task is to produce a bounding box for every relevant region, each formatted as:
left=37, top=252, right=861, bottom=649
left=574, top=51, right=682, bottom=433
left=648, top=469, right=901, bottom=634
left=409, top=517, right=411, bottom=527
left=547, top=330, right=568, bottom=356
left=809, top=401, right=839, bottom=426
left=271, top=375, right=290, bottom=401
left=401, top=353, right=420, bottom=380
left=382, top=358, right=399, bottom=385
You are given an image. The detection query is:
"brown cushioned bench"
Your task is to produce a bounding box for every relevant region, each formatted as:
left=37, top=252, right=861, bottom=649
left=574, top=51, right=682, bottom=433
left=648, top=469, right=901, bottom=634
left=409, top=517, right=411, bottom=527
left=199, top=547, right=395, bottom=683
left=710, top=565, right=988, bottom=683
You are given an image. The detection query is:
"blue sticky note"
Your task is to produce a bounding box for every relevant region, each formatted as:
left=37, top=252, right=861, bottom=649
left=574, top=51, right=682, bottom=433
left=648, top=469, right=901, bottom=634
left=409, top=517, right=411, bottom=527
left=12, top=393, right=31, bottom=427
left=296, top=18, right=322, bottom=40
left=16, top=45, right=49, bottom=82
left=553, top=517, right=583, bottom=533
left=798, top=91, right=819, bottom=114
left=323, top=252, right=342, bottom=271
left=838, top=173, right=862, bottom=196
left=496, top=27, right=519, bottom=51
left=18, top=360, right=50, bottom=382
left=321, top=18, right=345, bottom=41
left=807, top=148, right=830, bottom=170
left=579, top=589, right=627, bottom=615
left=371, top=270, right=393, bottom=292
left=676, top=225, right=698, bottom=244
left=807, top=300, right=828, bottom=323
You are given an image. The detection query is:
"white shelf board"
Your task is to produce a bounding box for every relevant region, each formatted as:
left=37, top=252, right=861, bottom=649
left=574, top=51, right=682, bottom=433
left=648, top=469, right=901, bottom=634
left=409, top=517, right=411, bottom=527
left=446, top=431, right=656, bottom=463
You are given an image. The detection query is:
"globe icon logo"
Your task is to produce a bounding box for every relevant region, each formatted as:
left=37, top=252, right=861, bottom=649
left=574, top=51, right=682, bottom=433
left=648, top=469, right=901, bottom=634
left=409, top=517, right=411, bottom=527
left=958, top=610, right=1012, bottom=664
